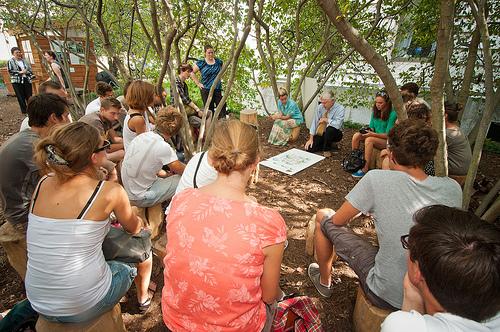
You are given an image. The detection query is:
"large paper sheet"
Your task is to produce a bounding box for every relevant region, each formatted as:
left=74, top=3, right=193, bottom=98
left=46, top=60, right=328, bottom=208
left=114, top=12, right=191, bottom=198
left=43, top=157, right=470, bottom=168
left=260, top=148, right=325, bottom=175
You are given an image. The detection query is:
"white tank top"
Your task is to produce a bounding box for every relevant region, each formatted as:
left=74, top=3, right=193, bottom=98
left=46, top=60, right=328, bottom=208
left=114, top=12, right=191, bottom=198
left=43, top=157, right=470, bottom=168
left=123, top=112, right=151, bottom=151
left=25, top=177, right=112, bottom=317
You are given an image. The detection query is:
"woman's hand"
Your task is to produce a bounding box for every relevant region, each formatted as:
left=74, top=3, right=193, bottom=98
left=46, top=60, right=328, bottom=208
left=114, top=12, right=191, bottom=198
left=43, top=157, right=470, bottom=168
left=197, top=82, right=204, bottom=89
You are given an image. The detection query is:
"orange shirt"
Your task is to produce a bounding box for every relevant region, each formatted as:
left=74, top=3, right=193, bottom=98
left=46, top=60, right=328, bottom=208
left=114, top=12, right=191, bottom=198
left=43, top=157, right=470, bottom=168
left=162, top=188, right=287, bottom=331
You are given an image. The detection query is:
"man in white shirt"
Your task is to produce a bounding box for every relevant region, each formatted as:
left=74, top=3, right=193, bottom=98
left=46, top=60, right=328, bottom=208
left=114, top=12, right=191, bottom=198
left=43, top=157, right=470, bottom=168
left=304, top=90, right=345, bottom=157
left=85, top=81, right=114, bottom=115
left=381, top=205, right=500, bottom=332
left=121, top=106, right=185, bottom=207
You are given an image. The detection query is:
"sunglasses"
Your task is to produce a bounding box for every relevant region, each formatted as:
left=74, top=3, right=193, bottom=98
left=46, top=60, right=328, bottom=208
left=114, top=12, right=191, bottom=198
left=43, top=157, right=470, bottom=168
left=376, top=91, right=388, bottom=97
left=93, top=140, right=111, bottom=153
left=400, top=234, right=409, bottom=250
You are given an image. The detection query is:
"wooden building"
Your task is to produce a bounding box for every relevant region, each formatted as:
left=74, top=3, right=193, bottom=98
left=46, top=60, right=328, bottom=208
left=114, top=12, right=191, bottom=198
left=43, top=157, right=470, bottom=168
left=1, top=30, right=99, bottom=94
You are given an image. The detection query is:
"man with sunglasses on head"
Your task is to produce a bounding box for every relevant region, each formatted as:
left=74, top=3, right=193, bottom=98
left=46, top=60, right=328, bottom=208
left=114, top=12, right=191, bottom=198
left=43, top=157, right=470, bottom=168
left=382, top=205, right=500, bottom=331
left=308, top=120, right=462, bottom=311
left=0, top=93, right=70, bottom=234
left=79, top=97, right=124, bottom=182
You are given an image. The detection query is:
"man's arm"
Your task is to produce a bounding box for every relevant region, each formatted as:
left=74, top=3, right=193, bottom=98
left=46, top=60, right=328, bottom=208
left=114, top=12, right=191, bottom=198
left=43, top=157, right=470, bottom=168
left=167, top=160, right=186, bottom=175
left=105, top=130, right=124, bottom=152
left=331, top=200, right=361, bottom=226
left=327, top=103, right=345, bottom=130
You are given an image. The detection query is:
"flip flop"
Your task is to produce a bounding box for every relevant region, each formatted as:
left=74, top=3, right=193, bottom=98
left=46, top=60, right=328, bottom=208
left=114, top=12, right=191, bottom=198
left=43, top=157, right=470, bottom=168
left=138, top=281, right=157, bottom=314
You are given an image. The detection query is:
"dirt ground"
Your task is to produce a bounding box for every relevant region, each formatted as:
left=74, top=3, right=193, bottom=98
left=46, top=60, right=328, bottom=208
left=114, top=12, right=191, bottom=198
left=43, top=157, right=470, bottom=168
left=1, top=89, right=499, bottom=331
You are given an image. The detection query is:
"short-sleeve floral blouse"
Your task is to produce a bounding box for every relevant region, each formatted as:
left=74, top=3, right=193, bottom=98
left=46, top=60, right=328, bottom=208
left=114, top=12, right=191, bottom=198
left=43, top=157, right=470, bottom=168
left=162, top=188, right=287, bottom=331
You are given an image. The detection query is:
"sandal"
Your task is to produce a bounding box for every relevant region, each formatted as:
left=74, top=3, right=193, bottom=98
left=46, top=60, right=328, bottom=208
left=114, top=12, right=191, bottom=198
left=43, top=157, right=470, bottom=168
left=138, top=297, right=151, bottom=314
left=138, top=281, right=157, bottom=314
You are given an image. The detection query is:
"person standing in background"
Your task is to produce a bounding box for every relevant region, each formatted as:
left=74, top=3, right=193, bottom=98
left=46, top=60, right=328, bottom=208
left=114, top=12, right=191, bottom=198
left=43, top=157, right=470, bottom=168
left=7, top=47, right=35, bottom=115
left=43, top=51, right=68, bottom=88
left=191, top=45, right=227, bottom=119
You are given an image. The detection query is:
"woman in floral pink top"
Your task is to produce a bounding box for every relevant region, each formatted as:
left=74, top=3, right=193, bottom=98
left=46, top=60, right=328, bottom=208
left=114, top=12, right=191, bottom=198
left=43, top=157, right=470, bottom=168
left=163, top=120, right=287, bottom=332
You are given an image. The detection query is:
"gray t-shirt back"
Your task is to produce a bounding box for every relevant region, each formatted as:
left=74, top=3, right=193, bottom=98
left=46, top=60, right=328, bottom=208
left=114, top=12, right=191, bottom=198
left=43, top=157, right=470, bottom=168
left=346, top=170, right=462, bottom=309
left=0, top=129, right=42, bottom=227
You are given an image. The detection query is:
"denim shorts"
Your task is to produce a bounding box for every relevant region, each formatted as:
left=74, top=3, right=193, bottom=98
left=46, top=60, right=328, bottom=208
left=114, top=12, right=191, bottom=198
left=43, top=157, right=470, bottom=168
left=131, top=175, right=180, bottom=208
left=39, top=260, right=137, bottom=323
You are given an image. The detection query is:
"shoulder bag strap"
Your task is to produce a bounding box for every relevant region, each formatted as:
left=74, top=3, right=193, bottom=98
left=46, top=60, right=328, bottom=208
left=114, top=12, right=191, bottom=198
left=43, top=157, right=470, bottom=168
left=193, top=151, right=207, bottom=189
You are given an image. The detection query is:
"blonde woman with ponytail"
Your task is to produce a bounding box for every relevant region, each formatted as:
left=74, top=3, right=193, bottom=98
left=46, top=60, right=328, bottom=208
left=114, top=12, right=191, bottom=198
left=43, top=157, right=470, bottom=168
left=25, top=122, right=154, bottom=323
left=163, top=119, right=287, bottom=332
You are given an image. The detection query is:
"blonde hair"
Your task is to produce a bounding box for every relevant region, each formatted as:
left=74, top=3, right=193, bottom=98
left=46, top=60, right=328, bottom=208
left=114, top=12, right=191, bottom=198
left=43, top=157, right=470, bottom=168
left=210, top=119, right=259, bottom=174
left=126, top=80, right=155, bottom=111
left=156, top=106, right=183, bottom=136
left=278, top=87, right=288, bottom=97
left=35, top=122, right=101, bottom=183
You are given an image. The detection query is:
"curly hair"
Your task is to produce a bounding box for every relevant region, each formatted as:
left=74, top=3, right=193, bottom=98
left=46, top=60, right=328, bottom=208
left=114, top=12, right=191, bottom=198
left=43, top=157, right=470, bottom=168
left=210, top=119, right=259, bottom=175
left=95, top=81, right=113, bottom=97
left=406, top=101, right=432, bottom=126
left=35, top=122, right=101, bottom=183
left=388, top=119, right=438, bottom=169
left=155, top=106, right=183, bottom=137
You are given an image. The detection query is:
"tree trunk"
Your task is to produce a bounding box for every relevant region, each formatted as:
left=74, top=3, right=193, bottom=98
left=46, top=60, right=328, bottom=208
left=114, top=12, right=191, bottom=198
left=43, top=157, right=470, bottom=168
left=462, top=0, right=498, bottom=209
left=430, top=0, right=455, bottom=177
left=315, top=0, right=406, bottom=120
left=457, top=27, right=481, bottom=119
left=202, top=0, right=255, bottom=150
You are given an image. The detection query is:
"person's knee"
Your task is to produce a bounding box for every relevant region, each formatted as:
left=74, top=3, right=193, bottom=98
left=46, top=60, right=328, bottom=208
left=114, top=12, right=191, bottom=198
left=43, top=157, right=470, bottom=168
left=352, top=132, right=361, bottom=142
left=365, top=137, right=376, bottom=146
left=316, top=208, right=334, bottom=228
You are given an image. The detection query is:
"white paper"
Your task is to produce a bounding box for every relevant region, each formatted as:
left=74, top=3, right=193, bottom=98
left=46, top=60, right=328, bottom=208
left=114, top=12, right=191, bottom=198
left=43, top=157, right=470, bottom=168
left=259, top=148, right=325, bottom=175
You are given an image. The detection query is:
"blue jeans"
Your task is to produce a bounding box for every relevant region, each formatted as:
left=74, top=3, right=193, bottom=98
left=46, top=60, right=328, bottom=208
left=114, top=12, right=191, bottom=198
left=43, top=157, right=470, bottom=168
left=39, top=260, right=137, bottom=323
left=131, top=175, right=180, bottom=208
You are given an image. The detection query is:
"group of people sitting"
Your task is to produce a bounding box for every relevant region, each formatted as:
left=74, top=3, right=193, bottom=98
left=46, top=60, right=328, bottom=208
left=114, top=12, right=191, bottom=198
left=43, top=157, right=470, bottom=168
left=268, top=82, right=472, bottom=182
left=1, top=47, right=497, bottom=332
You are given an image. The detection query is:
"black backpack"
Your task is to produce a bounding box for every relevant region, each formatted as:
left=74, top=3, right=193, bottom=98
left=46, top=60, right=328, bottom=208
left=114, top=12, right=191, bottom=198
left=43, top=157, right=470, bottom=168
left=343, top=149, right=366, bottom=173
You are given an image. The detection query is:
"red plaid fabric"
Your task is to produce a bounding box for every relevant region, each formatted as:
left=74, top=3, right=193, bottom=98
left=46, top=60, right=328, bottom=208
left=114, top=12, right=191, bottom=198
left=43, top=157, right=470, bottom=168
left=272, top=296, right=324, bottom=332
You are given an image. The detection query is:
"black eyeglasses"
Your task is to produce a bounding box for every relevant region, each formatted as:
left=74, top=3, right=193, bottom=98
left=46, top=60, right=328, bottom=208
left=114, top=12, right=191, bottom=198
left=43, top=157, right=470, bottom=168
left=93, top=140, right=111, bottom=153
left=401, top=234, right=409, bottom=250
left=376, top=91, right=387, bottom=97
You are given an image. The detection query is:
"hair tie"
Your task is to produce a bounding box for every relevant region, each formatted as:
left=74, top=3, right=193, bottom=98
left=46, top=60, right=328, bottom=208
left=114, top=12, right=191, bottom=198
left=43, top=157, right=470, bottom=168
left=46, top=145, right=68, bottom=166
left=231, top=151, right=241, bottom=155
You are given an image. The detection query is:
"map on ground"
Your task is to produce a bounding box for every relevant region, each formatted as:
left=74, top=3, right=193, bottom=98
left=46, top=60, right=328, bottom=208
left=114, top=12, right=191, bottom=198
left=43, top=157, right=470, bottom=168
left=260, top=148, right=325, bottom=175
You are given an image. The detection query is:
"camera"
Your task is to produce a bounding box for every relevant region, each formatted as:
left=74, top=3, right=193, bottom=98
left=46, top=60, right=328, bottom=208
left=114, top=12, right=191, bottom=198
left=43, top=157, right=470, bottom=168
left=360, top=127, right=372, bottom=134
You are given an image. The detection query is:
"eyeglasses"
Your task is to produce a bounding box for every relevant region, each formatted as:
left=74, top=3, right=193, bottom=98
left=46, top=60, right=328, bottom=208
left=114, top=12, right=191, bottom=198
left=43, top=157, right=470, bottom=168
left=401, top=234, right=409, bottom=250
left=376, top=91, right=387, bottom=97
left=93, top=140, right=111, bottom=153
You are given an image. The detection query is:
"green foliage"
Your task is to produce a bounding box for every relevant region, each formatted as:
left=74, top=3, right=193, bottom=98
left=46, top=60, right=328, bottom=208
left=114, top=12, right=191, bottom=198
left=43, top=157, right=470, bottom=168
left=483, top=138, right=500, bottom=154
left=0, top=60, right=7, bottom=68
left=344, top=121, right=363, bottom=129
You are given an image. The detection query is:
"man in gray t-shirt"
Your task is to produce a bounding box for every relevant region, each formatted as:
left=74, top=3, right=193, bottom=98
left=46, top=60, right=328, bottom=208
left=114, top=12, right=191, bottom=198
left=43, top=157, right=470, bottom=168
left=308, top=120, right=462, bottom=310
left=0, top=93, right=70, bottom=233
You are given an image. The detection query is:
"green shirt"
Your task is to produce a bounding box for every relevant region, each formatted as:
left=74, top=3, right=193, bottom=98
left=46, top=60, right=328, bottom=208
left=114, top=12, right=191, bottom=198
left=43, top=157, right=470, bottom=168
left=369, top=109, right=397, bottom=134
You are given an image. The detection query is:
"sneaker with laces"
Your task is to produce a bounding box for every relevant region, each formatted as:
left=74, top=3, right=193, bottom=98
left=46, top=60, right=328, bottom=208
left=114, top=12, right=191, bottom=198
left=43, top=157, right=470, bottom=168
left=352, top=169, right=366, bottom=178
left=308, top=263, right=331, bottom=297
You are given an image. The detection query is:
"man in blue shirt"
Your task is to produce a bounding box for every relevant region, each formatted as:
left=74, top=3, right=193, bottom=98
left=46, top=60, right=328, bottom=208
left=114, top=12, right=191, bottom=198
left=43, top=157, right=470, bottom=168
left=304, top=91, right=345, bottom=157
